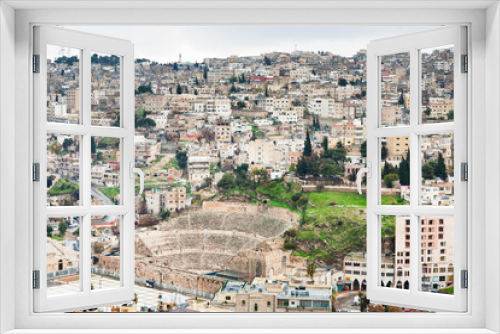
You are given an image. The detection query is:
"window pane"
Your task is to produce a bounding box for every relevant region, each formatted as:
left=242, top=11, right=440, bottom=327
left=379, top=215, right=410, bottom=290
left=421, top=45, right=454, bottom=124
left=47, top=134, right=80, bottom=206
left=91, top=52, right=121, bottom=127
left=91, top=216, right=121, bottom=291
left=420, top=217, right=454, bottom=294
left=381, top=137, right=410, bottom=205
left=421, top=133, right=454, bottom=206
left=91, top=137, right=121, bottom=205
left=46, top=45, right=81, bottom=124
left=380, top=52, right=410, bottom=127
left=47, top=216, right=81, bottom=297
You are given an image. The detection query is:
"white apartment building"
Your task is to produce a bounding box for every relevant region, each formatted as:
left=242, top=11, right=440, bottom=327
left=187, top=156, right=210, bottom=183
left=308, top=98, right=343, bottom=119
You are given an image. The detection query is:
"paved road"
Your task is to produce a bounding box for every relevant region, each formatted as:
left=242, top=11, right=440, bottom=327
left=336, top=291, right=361, bottom=312
left=91, top=188, right=117, bottom=223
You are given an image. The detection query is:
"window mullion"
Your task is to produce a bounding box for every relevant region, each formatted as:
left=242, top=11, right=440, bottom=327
left=409, top=46, right=420, bottom=294
left=81, top=48, right=92, bottom=295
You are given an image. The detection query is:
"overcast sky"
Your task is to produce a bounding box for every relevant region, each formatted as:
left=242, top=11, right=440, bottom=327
left=59, top=26, right=436, bottom=63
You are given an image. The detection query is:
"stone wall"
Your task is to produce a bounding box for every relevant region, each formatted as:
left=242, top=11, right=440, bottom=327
left=92, top=255, right=225, bottom=298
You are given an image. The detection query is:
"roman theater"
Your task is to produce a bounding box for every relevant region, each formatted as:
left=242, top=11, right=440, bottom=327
left=94, top=201, right=300, bottom=297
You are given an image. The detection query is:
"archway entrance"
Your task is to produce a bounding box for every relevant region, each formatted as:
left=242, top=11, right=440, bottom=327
left=353, top=279, right=360, bottom=291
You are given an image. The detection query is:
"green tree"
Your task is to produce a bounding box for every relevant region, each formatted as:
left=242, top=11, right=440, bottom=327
left=424, top=107, right=431, bottom=116
left=320, top=163, right=343, bottom=176
left=381, top=161, right=395, bottom=178
left=62, top=138, right=73, bottom=151
left=235, top=163, right=249, bottom=179
left=303, top=130, right=312, bottom=157
left=434, top=152, right=447, bottom=180
left=217, top=173, right=236, bottom=190
left=323, top=142, right=347, bottom=164
left=203, top=66, right=208, bottom=79
left=229, top=76, right=238, bottom=83
left=237, top=100, right=246, bottom=108
left=307, top=260, right=317, bottom=282
left=160, top=210, right=171, bottom=220
left=348, top=171, right=357, bottom=182
left=321, top=137, right=329, bottom=152
left=136, top=117, right=156, bottom=129
left=338, top=78, right=348, bottom=87
left=381, top=142, right=388, bottom=160
left=173, top=62, right=179, bottom=71
left=47, top=225, right=53, bottom=238
left=296, top=157, right=308, bottom=177
left=358, top=292, right=370, bottom=312
left=176, top=84, right=182, bottom=95
left=91, top=137, right=97, bottom=154
left=384, top=174, right=399, bottom=188
left=175, top=150, right=188, bottom=170
left=58, top=219, right=67, bottom=237
left=422, top=162, right=435, bottom=180
left=360, top=140, right=367, bottom=158
left=447, top=109, right=454, bottom=120
left=398, top=151, right=410, bottom=186
left=136, top=84, right=153, bottom=95
left=264, top=56, right=271, bottom=65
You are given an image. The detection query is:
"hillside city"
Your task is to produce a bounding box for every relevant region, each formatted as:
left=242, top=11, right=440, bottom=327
left=45, top=46, right=456, bottom=312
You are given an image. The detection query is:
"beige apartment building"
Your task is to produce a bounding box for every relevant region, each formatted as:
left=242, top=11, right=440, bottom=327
left=215, top=121, right=232, bottom=147
left=343, top=252, right=395, bottom=291
left=187, top=156, right=210, bottom=183
left=145, top=187, right=187, bottom=215
left=385, top=136, right=410, bottom=162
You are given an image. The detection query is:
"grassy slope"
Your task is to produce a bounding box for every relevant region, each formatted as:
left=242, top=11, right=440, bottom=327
left=47, top=179, right=79, bottom=195
left=100, top=187, right=120, bottom=200
left=294, top=190, right=408, bottom=266
left=222, top=179, right=408, bottom=266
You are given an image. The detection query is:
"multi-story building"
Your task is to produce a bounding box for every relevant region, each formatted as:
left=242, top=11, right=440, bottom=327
left=343, top=252, right=395, bottom=291
left=145, top=187, right=187, bottom=215
left=187, top=156, right=210, bottom=183
left=395, top=216, right=455, bottom=292
left=215, top=121, right=232, bottom=148
left=213, top=278, right=332, bottom=313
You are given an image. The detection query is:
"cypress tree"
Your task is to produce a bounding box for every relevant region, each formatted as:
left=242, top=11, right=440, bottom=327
left=434, top=152, right=447, bottom=180
left=399, top=155, right=410, bottom=186
left=322, top=137, right=328, bottom=152
left=303, top=130, right=312, bottom=157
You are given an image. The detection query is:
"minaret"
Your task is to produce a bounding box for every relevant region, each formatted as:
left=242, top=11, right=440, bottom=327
left=179, top=53, right=182, bottom=63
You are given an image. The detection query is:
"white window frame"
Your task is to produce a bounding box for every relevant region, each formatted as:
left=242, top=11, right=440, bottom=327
left=1, top=2, right=498, bottom=333
left=365, top=26, right=467, bottom=312
left=32, top=26, right=136, bottom=312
